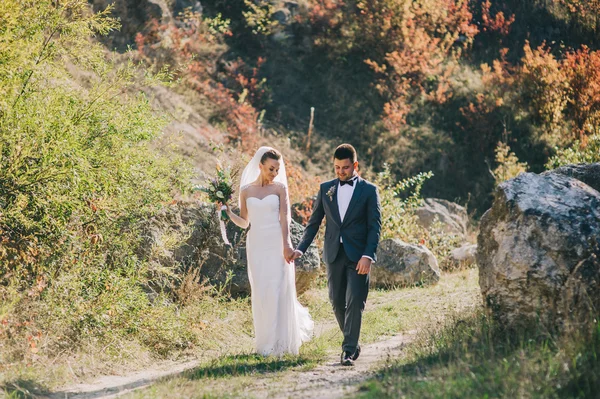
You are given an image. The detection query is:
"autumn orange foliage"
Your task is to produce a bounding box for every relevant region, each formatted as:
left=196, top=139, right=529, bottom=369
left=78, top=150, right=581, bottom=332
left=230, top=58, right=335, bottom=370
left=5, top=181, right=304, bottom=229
left=303, top=0, right=480, bottom=133
left=481, top=0, right=515, bottom=35
left=562, top=46, right=600, bottom=141
left=135, top=11, right=263, bottom=153
left=460, top=38, right=600, bottom=155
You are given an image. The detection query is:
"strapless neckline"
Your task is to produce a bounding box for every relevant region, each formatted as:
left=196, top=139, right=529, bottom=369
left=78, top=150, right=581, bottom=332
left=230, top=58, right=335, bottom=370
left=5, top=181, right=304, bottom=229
left=247, top=194, right=278, bottom=201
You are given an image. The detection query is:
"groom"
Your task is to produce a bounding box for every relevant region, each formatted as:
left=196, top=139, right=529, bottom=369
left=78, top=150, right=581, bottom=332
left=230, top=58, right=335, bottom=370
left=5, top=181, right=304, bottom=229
left=290, top=144, right=381, bottom=366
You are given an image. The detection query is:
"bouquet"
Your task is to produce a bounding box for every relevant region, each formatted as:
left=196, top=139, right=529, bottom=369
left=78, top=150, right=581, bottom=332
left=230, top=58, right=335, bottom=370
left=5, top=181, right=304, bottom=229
left=194, top=164, right=236, bottom=245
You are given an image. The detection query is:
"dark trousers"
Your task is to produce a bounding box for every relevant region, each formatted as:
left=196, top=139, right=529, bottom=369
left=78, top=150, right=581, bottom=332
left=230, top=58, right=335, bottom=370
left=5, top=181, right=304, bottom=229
left=326, top=244, right=369, bottom=353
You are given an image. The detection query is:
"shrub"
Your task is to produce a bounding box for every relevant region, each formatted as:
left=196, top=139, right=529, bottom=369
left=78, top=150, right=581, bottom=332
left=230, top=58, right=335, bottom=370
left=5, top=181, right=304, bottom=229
left=374, top=165, right=432, bottom=243
left=492, top=142, right=529, bottom=185
left=547, top=135, right=600, bottom=167
left=0, top=0, right=194, bottom=368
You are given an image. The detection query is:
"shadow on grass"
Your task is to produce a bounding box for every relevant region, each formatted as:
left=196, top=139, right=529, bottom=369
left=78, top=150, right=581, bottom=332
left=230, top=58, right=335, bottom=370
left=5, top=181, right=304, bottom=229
left=1, top=379, right=49, bottom=399
left=184, top=353, right=314, bottom=380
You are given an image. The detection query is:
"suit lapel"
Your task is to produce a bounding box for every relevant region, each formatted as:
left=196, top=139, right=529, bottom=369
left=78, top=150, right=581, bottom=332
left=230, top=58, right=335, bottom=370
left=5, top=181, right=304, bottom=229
left=343, top=176, right=364, bottom=225
left=329, top=180, right=342, bottom=225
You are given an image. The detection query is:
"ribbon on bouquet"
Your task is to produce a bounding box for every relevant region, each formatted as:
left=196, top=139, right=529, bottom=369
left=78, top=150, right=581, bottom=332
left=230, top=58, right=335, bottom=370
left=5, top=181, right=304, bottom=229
left=218, top=205, right=232, bottom=246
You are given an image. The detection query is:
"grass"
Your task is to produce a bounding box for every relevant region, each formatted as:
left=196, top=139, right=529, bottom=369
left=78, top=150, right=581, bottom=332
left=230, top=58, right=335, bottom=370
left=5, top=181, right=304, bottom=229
left=119, top=269, right=480, bottom=398
left=357, top=303, right=600, bottom=398
left=0, top=267, right=479, bottom=398
left=0, top=294, right=254, bottom=393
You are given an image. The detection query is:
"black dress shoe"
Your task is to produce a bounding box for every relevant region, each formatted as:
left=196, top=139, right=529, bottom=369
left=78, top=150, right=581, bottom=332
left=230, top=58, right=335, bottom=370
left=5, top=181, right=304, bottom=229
left=352, top=345, right=361, bottom=361
left=341, top=351, right=354, bottom=366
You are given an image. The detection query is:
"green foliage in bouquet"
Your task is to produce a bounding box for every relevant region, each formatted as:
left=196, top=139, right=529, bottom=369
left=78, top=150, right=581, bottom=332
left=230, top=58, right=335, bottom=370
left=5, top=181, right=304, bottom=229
left=195, top=164, right=237, bottom=220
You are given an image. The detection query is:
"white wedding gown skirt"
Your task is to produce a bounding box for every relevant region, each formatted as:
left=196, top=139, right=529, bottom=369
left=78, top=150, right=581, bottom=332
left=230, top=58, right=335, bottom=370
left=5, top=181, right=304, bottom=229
left=246, top=194, right=314, bottom=356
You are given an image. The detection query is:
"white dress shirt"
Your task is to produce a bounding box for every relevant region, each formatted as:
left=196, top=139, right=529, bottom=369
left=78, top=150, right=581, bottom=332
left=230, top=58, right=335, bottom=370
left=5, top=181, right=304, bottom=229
left=338, top=177, right=373, bottom=263
left=337, top=176, right=357, bottom=224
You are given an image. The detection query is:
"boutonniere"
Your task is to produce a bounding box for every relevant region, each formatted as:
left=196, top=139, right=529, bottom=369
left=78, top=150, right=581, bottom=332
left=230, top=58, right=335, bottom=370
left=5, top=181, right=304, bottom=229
left=326, top=184, right=336, bottom=201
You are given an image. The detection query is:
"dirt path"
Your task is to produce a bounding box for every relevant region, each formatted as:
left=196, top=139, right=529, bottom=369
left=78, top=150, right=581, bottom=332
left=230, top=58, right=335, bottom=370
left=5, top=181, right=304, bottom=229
left=45, top=359, right=203, bottom=399
left=46, top=318, right=399, bottom=398
left=46, top=295, right=407, bottom=398
left=250, top=331, right=417, bottom=399
left=46, top=330, right=414, bottom=399
left=44, top=320, right=391, bottom=399
left=45, top=270, right=479, bottom=399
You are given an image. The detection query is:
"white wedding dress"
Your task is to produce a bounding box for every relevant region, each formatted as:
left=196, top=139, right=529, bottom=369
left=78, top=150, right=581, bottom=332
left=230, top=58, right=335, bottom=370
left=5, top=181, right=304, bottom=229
left=246, top=194, right=314, bottom=356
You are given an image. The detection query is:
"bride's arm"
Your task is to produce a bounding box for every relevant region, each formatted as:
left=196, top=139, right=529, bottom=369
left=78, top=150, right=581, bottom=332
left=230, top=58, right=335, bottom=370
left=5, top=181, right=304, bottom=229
left=278, top=185, right=294, bottom=257
left=224, top=190, right=250, bottom=229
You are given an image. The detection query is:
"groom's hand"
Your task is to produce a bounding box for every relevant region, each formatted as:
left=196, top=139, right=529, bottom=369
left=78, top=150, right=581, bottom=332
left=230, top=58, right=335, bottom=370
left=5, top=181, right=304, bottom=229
left=290, top=249, right=302, bottom=261
left=356, top=257, right=372, bottom=275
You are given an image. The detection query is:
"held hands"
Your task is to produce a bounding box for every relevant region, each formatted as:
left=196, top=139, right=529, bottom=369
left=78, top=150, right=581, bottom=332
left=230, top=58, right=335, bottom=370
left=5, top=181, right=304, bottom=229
left=291, top=250, right=302, bottom=261
left=356, top=256, right=372, bottom=275
left=284, top=246, right=295, bottom=264
left=285, top=249, right=303, bottom=263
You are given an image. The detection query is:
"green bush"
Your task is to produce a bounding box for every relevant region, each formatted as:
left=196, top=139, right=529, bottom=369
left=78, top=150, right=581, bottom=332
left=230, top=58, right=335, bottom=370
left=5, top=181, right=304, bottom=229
left=0, top=0, right=191, bottom=283
left=547, top=135, right=600, bottom=168
left=374, top=165, right=433, bottom=243
left=375, top=166, right=465, bottom=271
left=0, top=0, right=194, bottom=368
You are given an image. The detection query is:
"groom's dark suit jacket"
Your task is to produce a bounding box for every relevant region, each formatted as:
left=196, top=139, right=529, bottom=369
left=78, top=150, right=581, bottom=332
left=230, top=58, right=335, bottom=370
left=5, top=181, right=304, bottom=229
left=297, top=176, right=382, bottom=264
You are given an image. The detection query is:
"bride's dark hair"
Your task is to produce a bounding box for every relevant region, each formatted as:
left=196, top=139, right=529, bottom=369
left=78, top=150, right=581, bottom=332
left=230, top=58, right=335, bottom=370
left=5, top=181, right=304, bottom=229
left=260, top=148, right=282, bottom=164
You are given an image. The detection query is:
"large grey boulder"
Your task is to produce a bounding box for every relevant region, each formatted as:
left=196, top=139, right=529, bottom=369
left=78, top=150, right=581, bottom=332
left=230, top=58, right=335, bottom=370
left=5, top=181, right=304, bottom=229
left=140, top=201, right=320, bottom=296
left=415, top=198, right=469, bottom=239
left=545, top=163, right=600, bottom=192
left=371, top=239, right=440, bottom=288
left=477, top=164, right=600, bottom=328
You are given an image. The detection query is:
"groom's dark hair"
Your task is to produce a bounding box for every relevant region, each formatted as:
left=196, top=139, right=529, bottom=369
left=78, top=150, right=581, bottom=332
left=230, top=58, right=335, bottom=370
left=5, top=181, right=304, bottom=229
left=260, top=148, right=282, bottom=164
left=334, top=144, right=357, bottom=163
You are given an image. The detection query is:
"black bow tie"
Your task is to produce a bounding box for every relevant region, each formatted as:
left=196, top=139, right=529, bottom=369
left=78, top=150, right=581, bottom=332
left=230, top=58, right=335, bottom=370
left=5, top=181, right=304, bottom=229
left=340, top=178, right=356, bottom=187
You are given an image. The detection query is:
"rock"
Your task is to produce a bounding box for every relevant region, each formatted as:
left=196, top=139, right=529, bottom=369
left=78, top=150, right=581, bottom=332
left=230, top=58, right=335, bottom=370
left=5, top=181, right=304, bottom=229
left=272, top=8, right=291, bottom=25
left=140, top=201, right=320, bottom=296
left=173, top=0, right=203, bottom=15
left=415, top=198, right=468, bottom=239
left=448, top=243, right=477, bottom=269
left=371, top=239, right=440, bottom=288
left=477, top=169, right=600, bottom=329
left=284, top=0, right=299, bottom=10
left=545, top=163, right=600, bottom=193
left=290, top=220, right=321, bottom=294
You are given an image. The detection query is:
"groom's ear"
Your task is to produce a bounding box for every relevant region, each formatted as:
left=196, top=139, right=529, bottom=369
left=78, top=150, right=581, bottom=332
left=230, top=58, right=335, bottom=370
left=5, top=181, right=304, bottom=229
left=353, top=161, right=359, bottom=171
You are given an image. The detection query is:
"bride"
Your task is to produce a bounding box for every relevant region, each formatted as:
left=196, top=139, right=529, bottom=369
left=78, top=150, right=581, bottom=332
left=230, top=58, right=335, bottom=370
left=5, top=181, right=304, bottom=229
left=222, top=146, right=314, bottom=356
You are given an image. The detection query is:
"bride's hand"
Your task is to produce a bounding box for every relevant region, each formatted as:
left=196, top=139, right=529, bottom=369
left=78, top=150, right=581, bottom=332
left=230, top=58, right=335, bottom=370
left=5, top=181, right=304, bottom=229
left=284, top=246, right=295, bottom=263
left=217, top=201, right=230, bottom=212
